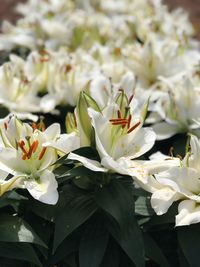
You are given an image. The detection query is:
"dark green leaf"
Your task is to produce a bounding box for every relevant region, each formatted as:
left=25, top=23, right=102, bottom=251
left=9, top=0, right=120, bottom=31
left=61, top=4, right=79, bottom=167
left=79, top=216, right=109, bottom=267
left=95, top=179, right=144, bottom=267
left=0, top=242, right=42, bottom=267
left=106, top=215, right=144, bottom=267
left=144, top=233, right=170, bottom=267
left=0, top=191, right=27, bottom=210
left=54, top=194, right=97, bottom=251
left=48, top=230, right=80, bottom=265
left=135, top=196, right=154, bottom=216
left=178, top=224, right=200, bottom=267
left=94, top=178, right=134, bottom=228
left=0, top=214, right=47, bottom=247
left=72, top=146, right=100, bottom=161
left=100, top=238, right=120, bottom=267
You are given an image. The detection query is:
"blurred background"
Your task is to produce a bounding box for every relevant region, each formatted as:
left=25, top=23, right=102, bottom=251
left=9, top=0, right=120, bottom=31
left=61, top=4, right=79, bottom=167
left=0, top=0, right=200, bottom=39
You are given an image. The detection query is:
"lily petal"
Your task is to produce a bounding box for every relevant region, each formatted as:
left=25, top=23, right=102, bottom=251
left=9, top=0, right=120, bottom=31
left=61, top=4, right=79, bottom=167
left=25, top=170, right=58, bottom=205
left=68, top=152, right=107, bottom=172
left=176, top=200, right=200, bottom=226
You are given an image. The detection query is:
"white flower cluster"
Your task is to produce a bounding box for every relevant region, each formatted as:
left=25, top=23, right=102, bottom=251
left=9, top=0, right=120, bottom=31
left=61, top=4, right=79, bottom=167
left=0, top=0, right=200, bottom=226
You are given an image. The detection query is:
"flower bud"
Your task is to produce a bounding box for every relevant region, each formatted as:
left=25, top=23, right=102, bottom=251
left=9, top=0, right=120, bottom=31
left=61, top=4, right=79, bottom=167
left=76, top=91, right=100, bottom=145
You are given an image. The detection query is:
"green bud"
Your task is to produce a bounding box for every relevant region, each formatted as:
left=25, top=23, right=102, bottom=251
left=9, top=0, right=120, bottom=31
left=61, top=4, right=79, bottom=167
left=66, top=112, right=77, bottom=134
left=76, top=91, right=100, bottom=145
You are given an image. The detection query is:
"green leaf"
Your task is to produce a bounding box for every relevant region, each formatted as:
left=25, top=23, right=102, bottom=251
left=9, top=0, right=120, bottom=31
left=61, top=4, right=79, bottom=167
left=0, top=214, right=47, bottom=248
left=100, top=238, right=120, bottom=267
left=106, top=215, right=144, bottom=267
left=48, top=230, right=80, bottom=265
left=79, top=216, right=109, bottom=267
left=144, top=233, right=170, bottom=267
left=72, top=146, right=100, bottom=161
left=94, top=178, right=134, bottom=228
left=0, top=242, right=42, bottom=267
left=54, top=194, right=97, bottom=251
left=135, top=196, right=154, bottom=216
left=178, top=224, right=200, bottom=267
left=0, top=191, right=27, bottom=210
left=28, top=200, right=56, bottom=222
left=95, top=179, right=144, bottom=267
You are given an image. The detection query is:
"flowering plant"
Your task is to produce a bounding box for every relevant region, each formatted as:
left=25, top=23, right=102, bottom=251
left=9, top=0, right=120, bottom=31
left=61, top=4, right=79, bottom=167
left=0, top=0, right=200, bottom=266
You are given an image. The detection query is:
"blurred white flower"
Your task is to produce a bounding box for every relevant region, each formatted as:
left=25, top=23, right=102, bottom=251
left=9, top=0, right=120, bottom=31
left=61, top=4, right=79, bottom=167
left=152, top=76, right=200, bottom=139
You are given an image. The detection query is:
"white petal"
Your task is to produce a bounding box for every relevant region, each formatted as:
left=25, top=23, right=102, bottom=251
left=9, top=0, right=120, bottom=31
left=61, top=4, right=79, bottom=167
left=176, top=200, right=200, bottom=226
left=25, top=170, right=58, bottom=205
left=101, top=156, right=130, bottom=175
left=151, top=187, right=181, bottom=215
left=115, top=127, right=156, bottom=159
left=40, top=94, right=57, bottom=113
left=153, top=122, right=179, bottom=140
left=155, top=167, right=200, bottom=198
left=0, top=175, right=24, bottom=196
left=44, top=123, right=61, bottom=141
left=44, top=133, right=81, bottom=155
left=68, top=153, right=107, bottom=172
left=0, top=148, right=29, bottom=175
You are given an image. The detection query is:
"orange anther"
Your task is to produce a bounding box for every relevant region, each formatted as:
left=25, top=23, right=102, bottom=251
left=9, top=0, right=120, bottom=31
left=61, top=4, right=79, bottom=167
left=32, top=140, right=39, bottom=153
left=27, top=140, right=39, bottom=158
left=127, top=121, right=141, bottom=134
left=111, top=121, right=128, bottom=126
left=38, top=147, right=47, bottom=160
left=128, top=94, right=134, bottom=104
left=18, top=140, right=28, bottom=156
left=128, top=115, right=132, bottom=129
left=4, top=122, right=7, bottom=130
left=40, top=58, right=49, bottom=63
left=31, top=123, right=37, bottom=132
left=22, top=154, right=27, bottom=160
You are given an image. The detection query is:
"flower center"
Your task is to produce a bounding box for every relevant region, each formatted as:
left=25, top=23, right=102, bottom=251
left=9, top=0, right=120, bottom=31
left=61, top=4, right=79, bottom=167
left=18, top=139, right=47, bottom=161
left=109, top=110, right=140, bottom=134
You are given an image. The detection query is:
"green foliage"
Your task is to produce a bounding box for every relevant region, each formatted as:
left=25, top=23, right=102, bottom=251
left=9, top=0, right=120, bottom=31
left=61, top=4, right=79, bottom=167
left=0, top=135, right=199, bottom=266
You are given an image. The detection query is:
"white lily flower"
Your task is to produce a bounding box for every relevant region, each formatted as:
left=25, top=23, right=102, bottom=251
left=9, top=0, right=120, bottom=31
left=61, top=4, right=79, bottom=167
left=152, top=76, right=200, bottom=140
left=145, top=135, right=200, bottom=226
left=0, top=60, right=41, bottom=121
left=68, top=90, right=156, bottom=178
left=0, top=116, right=61, bottom=204
left=123, top=37, right=199, bottom=88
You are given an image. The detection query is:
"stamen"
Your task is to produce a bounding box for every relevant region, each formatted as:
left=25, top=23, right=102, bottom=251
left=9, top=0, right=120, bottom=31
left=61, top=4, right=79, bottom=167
left=38, top=147, right=47, bottom=160
left=117, top=110, right=122, bottom=118
left=4, top=122, right=7, bottom=130
left=109, top=118, right=128, bottom=122
left=168, top=147, right=174, bottom=157
left=127, top=121, right=141, bottom=134
left=22, top=154, right=27, bottom=160
left=39, top=50, right=50, bottom=63
left=32, top=140, right=39, bottom=153
left=65, top=64, right=72, bottom=73
left=18, top=140, right=28, bottom=156
left=128, top=115, right=132, bottom=129
left=40, top=58, right=49, bottom=63
left=37, top=118, right=46, bottom=132
left=128, top=94, right=134, bottom=105
left=31, top=122, right=37, bottom=132
left=111, top=121, right=128, bottom=126
left=39, top=50, right=50, bottom=56
left=27, top=140, right=39, bottom=158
